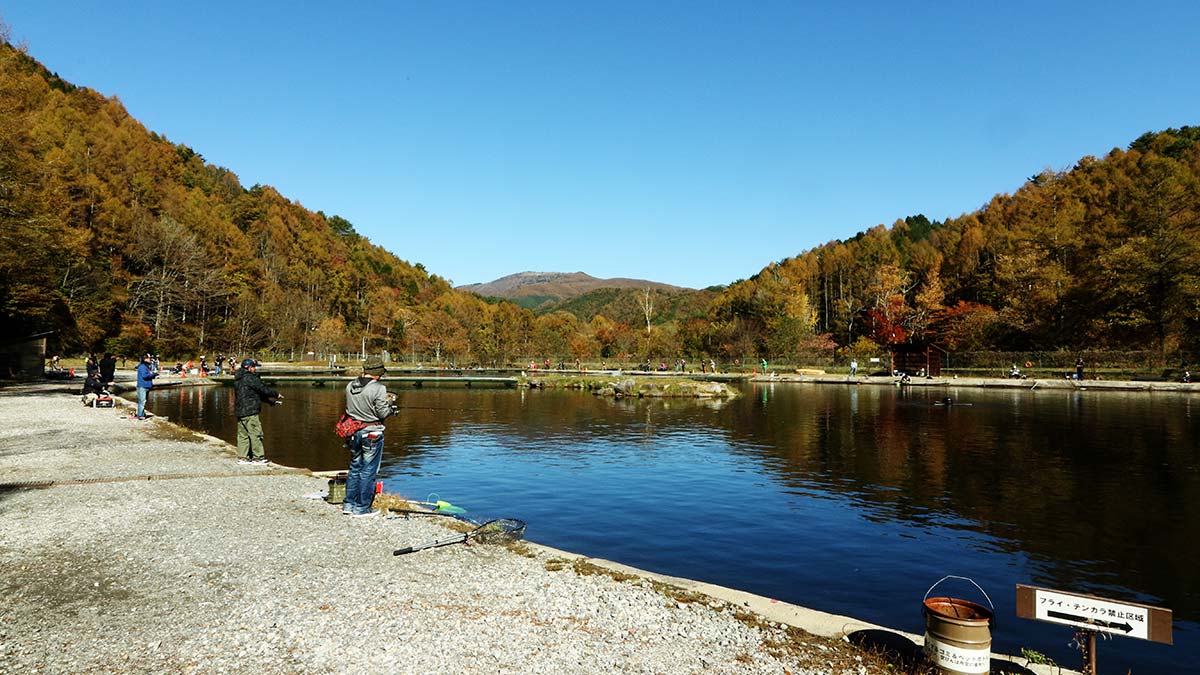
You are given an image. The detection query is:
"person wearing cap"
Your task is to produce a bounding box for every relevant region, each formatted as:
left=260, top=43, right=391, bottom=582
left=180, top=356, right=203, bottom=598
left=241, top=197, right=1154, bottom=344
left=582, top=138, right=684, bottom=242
left=80, top=369, right=106, bottom=406
left=134, top=353, right=157, bottom=420
left=234, top=359, right=282, bottom=465
left=341, top=358, right=396, bottom=517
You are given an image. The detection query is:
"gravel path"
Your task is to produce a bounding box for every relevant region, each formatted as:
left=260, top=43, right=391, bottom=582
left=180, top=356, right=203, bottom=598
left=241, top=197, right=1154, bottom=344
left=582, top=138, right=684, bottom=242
left=0, top=383, right=891, bottom=675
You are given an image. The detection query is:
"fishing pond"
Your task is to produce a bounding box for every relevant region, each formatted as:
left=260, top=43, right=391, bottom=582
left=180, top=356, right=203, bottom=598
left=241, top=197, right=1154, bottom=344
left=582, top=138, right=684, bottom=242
left=147, top=380, right=1199, bottom=673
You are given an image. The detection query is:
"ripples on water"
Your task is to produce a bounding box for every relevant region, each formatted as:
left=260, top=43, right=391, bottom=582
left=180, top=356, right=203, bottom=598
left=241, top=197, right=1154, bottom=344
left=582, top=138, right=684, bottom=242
left=148, top=381, right=1199, bottom=673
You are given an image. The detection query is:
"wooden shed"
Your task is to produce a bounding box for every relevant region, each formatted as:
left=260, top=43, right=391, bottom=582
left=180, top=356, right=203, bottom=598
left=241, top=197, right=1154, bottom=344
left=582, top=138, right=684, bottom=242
left=0, top=331, right=52, bottom=379
left=890, top=343, right=946, bottom=377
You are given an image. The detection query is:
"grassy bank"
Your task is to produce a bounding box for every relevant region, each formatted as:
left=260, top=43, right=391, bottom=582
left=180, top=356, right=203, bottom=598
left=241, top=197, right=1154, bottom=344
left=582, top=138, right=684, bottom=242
left=521, top=373, right=740, bottom=398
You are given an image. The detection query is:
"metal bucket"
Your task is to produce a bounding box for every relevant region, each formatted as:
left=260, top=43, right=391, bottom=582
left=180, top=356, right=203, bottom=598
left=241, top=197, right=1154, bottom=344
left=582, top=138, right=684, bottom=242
left=326, top=473, right=348, bottom=505
left=922, top=576, right=994, bottom=675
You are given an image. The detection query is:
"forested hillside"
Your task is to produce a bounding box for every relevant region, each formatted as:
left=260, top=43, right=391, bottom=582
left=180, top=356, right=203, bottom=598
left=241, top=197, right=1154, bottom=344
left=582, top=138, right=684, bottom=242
left=707, top=127, right=1200, bottom=361
left=1, top=32, right=1197, bottom=369
left=0, top=37, right=704, bottom=367
left=0, top=38, right=451, bottom=359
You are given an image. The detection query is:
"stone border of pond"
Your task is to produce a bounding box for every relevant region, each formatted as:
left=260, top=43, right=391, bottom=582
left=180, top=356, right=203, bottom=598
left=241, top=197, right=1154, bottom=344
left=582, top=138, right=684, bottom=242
left=755, top=372, right=1200, bottom=393
left=0, top=382, right=1073, bottom=675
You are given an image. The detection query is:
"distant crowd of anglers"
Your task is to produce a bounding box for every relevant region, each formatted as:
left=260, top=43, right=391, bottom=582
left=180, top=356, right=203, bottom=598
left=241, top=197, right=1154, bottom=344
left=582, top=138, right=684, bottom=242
left=68, top=351, right=397, bottom=518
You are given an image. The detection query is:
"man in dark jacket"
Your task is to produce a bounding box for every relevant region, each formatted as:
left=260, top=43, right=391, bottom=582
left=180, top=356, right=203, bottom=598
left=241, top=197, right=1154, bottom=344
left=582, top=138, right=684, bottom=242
left=341, top=358, right=395, bottom=516
left=80, top=370, right=105, bottom=406
left=99, top=353, right=118, bottom=387
left=234, top=359, right=282, bottom=464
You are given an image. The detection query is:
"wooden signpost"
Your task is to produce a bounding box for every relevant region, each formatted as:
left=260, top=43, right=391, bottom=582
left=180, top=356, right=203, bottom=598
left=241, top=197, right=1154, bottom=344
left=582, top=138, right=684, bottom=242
left=1016, top=584, right=1172, bottom=674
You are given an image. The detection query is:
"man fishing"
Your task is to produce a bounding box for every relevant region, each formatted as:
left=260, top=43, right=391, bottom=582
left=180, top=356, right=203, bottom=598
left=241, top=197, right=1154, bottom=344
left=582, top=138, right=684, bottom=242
left=341, top=358, right=395, bottom=517
left=234, top=359, right=282, bottom=464
left=134, top=353, right=157, bottom=420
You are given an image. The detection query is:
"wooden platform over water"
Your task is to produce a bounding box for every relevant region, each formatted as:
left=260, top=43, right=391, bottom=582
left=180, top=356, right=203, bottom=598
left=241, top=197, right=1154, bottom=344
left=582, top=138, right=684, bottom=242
left=215, top=374, right=519, bottom=388
left=208, top=367, right=750, bottom=389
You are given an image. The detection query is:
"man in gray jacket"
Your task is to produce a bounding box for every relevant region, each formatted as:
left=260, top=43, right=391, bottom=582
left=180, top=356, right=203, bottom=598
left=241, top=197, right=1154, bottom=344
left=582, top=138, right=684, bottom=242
left=342, top=358, right=395, bottom=516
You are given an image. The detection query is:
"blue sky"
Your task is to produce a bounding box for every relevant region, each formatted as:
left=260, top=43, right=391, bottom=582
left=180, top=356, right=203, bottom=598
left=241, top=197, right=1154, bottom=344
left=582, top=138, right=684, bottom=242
left=6, top=2, right=1198, bottom=289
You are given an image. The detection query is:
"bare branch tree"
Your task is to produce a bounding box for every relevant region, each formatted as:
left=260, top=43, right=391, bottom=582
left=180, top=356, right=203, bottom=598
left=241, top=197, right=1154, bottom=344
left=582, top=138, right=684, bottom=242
left=127, top=215, right=209, bottom=337
left=639, top=287, right=654, bottom=335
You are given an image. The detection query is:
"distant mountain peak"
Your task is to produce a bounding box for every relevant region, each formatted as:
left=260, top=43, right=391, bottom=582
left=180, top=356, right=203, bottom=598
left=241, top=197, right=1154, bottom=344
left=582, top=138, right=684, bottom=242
left=458, top=271, right=686, bottom=310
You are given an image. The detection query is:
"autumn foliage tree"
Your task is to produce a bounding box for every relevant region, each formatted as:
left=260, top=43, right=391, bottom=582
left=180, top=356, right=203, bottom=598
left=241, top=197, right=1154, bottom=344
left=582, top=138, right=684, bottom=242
left=2, top=33, right=1199, bottom=367
left=708, top=128, right=1200, bottom=361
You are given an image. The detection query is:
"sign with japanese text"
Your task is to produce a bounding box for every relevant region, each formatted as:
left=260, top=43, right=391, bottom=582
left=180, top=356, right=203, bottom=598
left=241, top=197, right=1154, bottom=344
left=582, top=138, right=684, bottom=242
left=1016, top=584, right=1172, bottom=645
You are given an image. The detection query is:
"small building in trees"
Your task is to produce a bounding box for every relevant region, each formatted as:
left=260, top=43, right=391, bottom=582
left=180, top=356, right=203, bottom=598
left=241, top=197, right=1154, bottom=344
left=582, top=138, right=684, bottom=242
left=890, top=343, right=946, bottom=377
left=0, top=331, right=53, bottom=379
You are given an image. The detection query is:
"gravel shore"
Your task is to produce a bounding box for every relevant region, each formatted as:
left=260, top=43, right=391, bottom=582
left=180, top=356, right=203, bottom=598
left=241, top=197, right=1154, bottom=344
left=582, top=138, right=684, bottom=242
left=0, top=383, right=913, bottom=675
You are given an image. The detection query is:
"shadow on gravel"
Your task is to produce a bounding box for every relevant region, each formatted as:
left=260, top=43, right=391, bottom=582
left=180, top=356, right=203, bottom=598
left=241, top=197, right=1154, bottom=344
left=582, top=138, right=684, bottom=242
left=991, top=661, right=1037, bottom=674
left=0, top=384, right=82, bottom=397
left=846, top=629, right=924, bottom=669
left=845, top=629, right=1038, bottom=675
left=0, top=482, right=52, bottom=506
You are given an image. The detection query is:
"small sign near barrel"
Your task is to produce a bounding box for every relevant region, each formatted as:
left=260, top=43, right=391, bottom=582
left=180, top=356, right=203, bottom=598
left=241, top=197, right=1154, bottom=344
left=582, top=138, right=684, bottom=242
left=923, top=576, right=994, bottom=675
left=1015, top=584, right=1172, bottom=644
left=1015, top=583, right=1172, bottom=674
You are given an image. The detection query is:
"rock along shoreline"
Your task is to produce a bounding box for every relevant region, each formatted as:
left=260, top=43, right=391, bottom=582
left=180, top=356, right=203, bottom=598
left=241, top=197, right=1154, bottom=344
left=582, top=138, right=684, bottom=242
left=0, top=382, right=1068, bottom=675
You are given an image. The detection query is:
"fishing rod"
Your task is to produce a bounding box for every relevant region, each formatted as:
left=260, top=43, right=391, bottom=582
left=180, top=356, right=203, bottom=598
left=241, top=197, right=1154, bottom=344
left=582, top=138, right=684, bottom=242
left=394, top=405, right=491, bottom=413
left=408, top=494, right=469, bottom=515
left=277, top=396, right=491, bottom=416
left=385, top=509, right=477, bottom=523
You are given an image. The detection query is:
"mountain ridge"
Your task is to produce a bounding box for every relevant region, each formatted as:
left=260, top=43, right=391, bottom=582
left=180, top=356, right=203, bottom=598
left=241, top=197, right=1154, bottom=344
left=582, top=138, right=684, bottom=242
left=3, top=32, right=1198, bottom=362
left=459, top=271, right=687, bottom=311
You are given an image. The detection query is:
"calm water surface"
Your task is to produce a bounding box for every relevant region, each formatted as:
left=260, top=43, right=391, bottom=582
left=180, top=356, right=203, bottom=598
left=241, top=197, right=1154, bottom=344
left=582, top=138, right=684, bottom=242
left=147, top=381, right=1200, bottom=673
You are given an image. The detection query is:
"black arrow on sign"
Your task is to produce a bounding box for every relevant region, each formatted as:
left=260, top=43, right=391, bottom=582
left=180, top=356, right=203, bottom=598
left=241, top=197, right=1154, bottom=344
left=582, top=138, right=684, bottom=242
left=1047, top=610, right=1134, bottom=633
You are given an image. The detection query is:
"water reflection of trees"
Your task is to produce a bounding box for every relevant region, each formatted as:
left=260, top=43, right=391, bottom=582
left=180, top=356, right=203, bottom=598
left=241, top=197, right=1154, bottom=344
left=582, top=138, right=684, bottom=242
left=723, top=384, right=1200, bottom=620
left=154, top=383, right=1200, bottom=620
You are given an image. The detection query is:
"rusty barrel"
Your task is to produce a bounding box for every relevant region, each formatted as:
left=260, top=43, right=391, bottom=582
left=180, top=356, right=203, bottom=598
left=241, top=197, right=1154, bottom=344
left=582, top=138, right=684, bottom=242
left=922, top=576, right=994, bottom=675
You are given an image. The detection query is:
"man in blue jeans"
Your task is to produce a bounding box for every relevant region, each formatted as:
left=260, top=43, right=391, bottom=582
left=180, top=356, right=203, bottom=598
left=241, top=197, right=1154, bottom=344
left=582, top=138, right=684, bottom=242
left=342, top=358, right=395, bottom=517
left=134, top=353, right=157, bottom=419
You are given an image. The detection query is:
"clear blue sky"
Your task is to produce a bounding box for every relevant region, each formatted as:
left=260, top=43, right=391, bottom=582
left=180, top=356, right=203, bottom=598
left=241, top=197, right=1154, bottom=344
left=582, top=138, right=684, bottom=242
left=6, top=2, right=1198, bottom=289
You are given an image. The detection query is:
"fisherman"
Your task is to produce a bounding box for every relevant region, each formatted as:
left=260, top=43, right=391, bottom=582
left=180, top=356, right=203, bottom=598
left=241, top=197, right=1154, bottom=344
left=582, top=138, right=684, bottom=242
left=134, top=353, right=157, bottom=420
left=341, top=358, right=396, bottom=517
left=80, top=370, right=105, bottom=406
left=99, top=352, right=118, bottom=387
left=234, top=359, right=282, bottom=464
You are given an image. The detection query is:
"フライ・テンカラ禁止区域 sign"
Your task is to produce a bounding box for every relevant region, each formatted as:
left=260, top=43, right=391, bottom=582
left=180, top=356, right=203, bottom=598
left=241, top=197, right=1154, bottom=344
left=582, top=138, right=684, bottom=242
left=1016, top=584, right=1172, bottom=644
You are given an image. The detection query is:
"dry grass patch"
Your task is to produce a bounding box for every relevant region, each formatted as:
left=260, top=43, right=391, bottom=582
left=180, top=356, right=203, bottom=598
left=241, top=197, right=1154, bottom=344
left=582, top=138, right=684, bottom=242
left=371, top=493, right=414, bottom=511
left=371, top=493, right=477, bottom=532
left=504, top=540, right=538, bottom=558
left=146, top=423, right=208, bottom=443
